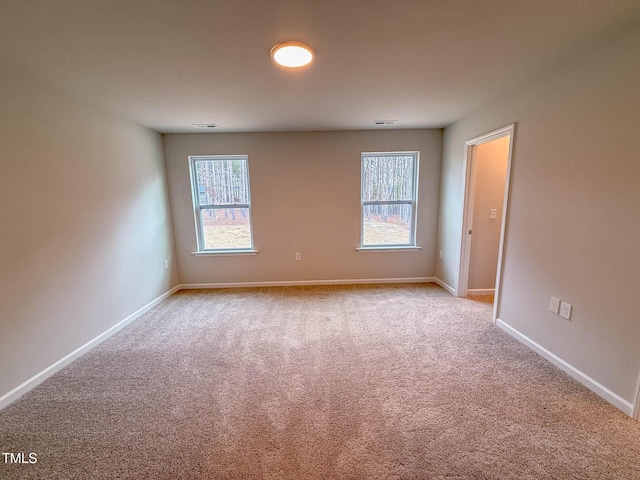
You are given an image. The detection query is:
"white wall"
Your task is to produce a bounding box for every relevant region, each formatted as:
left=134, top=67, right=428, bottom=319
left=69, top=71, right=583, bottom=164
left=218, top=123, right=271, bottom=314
left=163, top=129, right=442, bottom=285
left=0, top=65, right=178, bottom=401
left=468, top=137, right=509, bottom=290
left=436, top=26, right=640, bottom=405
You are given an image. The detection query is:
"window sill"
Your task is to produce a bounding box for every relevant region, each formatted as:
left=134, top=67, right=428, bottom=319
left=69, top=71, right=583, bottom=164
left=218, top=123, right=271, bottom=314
left=356, top=246, right=423, bottom=253
left=191, top=249, right=259, bottom=257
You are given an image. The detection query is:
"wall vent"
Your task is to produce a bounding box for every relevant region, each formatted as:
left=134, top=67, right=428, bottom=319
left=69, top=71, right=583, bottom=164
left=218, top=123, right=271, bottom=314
left=193, top=124, right=218, bottom=128
left=373, top=120, right=397, bottom=126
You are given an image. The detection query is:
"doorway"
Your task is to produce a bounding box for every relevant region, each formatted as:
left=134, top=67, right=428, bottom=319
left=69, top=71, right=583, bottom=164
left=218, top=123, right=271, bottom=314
left=457, top=124, right=515, bottom=322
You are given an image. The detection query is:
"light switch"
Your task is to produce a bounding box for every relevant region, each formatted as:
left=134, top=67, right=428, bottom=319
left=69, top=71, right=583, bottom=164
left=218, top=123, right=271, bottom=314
left=490, top=209, right=497, bottom=219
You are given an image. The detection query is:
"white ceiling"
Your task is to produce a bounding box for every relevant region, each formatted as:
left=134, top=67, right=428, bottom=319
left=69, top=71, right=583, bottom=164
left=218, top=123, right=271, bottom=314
left=1, top=0, right=639, bottom=133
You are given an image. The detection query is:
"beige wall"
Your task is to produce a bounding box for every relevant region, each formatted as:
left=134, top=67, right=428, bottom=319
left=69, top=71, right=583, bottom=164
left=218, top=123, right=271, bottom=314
left=0, top=65, right=178, bottom=400
left=163, top=129, right=442, bottom=284
left=436, top=26, right=640, bottom=402
left=468, top=137, right=509, bottom=290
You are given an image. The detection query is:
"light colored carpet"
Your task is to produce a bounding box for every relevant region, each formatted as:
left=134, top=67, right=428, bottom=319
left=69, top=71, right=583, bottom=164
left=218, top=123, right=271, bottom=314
left=1, top=284, right=639, bottom=479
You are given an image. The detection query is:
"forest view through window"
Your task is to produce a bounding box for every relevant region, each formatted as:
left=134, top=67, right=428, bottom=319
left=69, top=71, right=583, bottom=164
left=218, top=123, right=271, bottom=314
left=361, top=152, right=419, bottom=247
left=189, top=155, right=253, bottom=251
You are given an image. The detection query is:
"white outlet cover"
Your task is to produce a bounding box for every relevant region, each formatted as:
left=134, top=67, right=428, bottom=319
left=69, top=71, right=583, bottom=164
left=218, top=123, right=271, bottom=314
left=490, top=208, right=497, bottom=219
left=560, top=302, right=572, bottom=320
left=549, top=296, right=560, bottom=314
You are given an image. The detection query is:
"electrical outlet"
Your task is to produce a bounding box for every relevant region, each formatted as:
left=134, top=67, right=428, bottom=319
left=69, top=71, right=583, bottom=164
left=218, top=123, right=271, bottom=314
left=295, top=252, right=301, bottom=261
left=560, top=302, right=572, bottom=320
left=549, top=296, right=560, bottom=314
left=490, top=208, right=497, bottom=219
left=164, top=259, right=169, bottom=269
left=439, top=250, right=443, bottom=260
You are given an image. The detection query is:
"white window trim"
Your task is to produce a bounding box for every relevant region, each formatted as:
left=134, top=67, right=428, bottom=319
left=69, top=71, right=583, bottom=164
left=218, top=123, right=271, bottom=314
left=188, top=155, right=256, bottom=254
left=360, top=151, right=420, bottom=248
left=355, top=246, right=422, bottom=253
left=191, top=249, right=258, bottom=257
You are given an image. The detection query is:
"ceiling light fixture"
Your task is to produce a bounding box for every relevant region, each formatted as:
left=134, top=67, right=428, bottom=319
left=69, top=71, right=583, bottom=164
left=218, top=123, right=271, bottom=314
left=270, top=41, right=314, bottom=68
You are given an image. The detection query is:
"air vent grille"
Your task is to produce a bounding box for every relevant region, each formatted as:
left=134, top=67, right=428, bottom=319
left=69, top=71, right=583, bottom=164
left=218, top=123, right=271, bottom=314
left=193, top=124, right=218, bottom=128
left=373, top=120, right=397, bottom=126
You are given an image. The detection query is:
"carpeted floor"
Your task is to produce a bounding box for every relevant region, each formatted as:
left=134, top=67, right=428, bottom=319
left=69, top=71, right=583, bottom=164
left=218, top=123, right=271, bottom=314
left=1, top=283, right=639, bottom=479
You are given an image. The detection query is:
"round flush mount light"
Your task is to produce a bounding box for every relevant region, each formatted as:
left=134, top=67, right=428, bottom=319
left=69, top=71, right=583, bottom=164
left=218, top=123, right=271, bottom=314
left=270, top=41, right=314, bottom=68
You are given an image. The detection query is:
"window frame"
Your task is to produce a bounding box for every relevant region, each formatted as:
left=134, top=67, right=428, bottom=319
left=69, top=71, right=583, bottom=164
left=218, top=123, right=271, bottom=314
left=359, top=151, right=420, bottom=249
left=188, top=154, right=256, bottom=254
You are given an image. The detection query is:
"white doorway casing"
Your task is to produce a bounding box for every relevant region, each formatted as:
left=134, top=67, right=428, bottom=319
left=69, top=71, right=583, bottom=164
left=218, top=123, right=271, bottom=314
left=457, top=124, right=515, bottom=322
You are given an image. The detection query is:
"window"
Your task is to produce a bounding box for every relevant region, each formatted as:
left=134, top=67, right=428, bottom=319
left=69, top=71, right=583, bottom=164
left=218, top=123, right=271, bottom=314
left=189, top=155, right=254, bottom=253
left=360, top=152, right=419, bottom=248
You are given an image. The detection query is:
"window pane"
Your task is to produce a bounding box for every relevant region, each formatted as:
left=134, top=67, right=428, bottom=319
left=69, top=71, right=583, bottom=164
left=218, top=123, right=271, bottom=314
left=201, top=207, right=251, bottom=249
left=362, top=155, right=414, bottom=202
left=195, top=159, right=249, bottom=206
left=362, top=204, right=412, bottom=245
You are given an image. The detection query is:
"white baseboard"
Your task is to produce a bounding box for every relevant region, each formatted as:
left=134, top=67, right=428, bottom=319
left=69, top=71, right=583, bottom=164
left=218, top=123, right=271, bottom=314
left=467, top=288, right=495, bottom=295
left=0, top=285, right=181, bottom=411
left=496, top=319, right=634, bottom=417
left=179, top=277, right=435, bottom=289
left=433, top=277, right=456, bottom=295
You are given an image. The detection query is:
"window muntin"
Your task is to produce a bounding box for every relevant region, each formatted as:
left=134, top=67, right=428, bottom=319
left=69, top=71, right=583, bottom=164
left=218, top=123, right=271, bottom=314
left=189, top=155, right=254, bottom=251
left=361, top=152, right=419, bottom=247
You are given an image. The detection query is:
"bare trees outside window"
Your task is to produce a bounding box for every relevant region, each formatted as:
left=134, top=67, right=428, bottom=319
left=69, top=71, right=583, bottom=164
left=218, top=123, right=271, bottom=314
left=189, top=155, right=253, bottom=251
left=361, top=152, right=419, bottom=246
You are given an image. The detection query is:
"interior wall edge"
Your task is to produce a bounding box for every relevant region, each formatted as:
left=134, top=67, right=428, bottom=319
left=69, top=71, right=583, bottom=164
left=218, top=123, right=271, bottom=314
left=633, top=372, right=640, bottom=421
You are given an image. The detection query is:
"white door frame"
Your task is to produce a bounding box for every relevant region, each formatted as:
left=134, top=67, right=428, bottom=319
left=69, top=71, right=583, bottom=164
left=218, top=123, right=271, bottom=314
left=456, top=124, right=515, bottom=322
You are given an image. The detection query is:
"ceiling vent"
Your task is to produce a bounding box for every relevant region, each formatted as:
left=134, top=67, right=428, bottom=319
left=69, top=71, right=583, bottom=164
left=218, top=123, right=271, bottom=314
left=373, top=120, right=397, bottom=126
left=193, top=124, right=218, bottom=128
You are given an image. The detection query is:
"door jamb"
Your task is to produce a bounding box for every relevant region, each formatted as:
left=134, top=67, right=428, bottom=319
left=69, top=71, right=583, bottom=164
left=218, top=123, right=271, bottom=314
left=456, top=124, right=515, bottom=323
